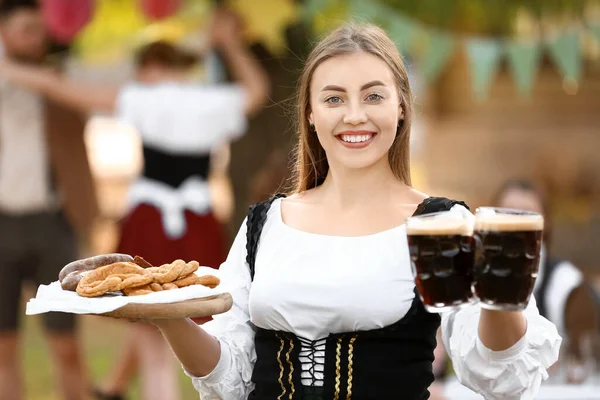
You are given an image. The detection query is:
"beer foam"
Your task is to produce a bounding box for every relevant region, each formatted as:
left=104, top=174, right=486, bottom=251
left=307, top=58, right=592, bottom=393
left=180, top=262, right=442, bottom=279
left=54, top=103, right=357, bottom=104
left=406, top=218, right=473, bottom=236
left=475, top=214, right=543, bottom=232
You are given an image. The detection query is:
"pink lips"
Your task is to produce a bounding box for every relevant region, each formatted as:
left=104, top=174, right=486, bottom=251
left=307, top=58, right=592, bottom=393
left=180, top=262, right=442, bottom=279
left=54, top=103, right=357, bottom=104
left=335, top=130, right=377, bottom=149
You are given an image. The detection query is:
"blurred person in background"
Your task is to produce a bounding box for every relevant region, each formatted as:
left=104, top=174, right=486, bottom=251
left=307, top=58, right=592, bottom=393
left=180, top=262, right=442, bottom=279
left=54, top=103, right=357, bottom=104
left=0, top=6, right=269, bottom=400
left=494, top=179, right=600, bottom=384
left=0, top=1, right=98, bottom=400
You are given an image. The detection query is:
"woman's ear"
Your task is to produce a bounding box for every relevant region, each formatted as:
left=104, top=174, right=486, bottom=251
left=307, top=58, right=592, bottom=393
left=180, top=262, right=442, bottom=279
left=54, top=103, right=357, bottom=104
left=308, top=110, right=314, bottom=126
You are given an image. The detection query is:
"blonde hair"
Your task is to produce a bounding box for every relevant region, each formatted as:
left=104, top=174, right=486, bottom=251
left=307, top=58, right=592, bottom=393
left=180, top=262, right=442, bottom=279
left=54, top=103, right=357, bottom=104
left=290, top=22, right=413, bottom=193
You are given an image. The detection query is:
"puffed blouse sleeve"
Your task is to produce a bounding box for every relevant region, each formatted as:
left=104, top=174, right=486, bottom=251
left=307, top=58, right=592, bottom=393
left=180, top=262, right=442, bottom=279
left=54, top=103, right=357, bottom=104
left=185, top=219, right=256, bottom=399
left=441, top=277, right=561, bottom=400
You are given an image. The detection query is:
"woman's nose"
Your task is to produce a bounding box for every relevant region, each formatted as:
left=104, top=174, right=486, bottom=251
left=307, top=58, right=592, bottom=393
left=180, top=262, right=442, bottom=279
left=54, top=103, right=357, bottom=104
left=342, top=102, right=368, bottom=126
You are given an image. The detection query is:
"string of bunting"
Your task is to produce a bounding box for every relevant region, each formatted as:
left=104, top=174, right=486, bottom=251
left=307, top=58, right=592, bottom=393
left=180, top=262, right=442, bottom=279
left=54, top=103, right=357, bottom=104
left=45, top=0, right=300, bottom=65
left=305, top=0, right=600, bottom=99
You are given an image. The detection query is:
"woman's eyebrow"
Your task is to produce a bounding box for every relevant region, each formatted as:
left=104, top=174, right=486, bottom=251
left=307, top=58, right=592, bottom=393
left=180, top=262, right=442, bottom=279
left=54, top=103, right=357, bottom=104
left=320, top=80, right=387, bottom=92
left=321, top=84, right=346, bottom=92
left=361, top=80, right=386, bottom=90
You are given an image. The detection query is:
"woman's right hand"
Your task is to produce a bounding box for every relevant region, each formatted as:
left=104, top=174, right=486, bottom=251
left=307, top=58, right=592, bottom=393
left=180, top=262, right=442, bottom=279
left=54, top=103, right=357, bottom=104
left=151, top=317, right=222, bottom=378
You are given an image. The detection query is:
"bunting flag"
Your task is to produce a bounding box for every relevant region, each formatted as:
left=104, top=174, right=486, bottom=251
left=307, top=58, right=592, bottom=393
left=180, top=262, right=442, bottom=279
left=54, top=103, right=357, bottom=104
left=349, top=0, right=384, bottom=25
left=386, top=13, right=418, bottom=54
left=418, top=30, right=455, bottom=83
left=73, top=0, right=147, bottom=64
left=41, top=0, right=95, bottom=43
left=228, top=0, right=299, bottom=55
left=506, top=40, right=541, bottom=97
left=466, top=38, right=504, bottom=99
left=309, top=0, right=349, bottom=37
left=139, top=0, right=182, bottom=21
left=303, top=0, right=328, bottom=19
left=547, top=31, right=582, bottom=82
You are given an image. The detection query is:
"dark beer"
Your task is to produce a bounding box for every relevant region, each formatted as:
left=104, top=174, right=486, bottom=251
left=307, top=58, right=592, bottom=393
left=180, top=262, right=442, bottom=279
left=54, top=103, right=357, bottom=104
left=407, top=216, right=475, bottom=312
left=473, top=210, right=543, bottom=311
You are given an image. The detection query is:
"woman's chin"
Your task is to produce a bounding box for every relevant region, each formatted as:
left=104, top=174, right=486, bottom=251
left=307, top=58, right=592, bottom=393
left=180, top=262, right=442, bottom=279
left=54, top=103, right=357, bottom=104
left=330, top=154, right=389, bottom=172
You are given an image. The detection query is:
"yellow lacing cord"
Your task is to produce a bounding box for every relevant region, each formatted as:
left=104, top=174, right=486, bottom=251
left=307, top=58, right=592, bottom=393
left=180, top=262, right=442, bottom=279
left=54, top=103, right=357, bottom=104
left=286, top=338, right=296, bottom=399
left=333, top=337, right=343, bottom=400
left=346, top=336, right=357, bottom=400
left=276, top=334, right=287, bottom=400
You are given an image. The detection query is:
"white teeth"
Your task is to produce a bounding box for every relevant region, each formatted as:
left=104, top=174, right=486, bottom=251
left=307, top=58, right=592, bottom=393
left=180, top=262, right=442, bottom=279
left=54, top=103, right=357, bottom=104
left=341, top=134, right=372, bottom=143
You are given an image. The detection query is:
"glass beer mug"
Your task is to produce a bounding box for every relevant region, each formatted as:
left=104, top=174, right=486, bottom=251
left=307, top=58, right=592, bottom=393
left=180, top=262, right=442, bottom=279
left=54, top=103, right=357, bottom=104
left=473, top=207, right=544, bottom=311
left=406, top=210, right=476, bottom=313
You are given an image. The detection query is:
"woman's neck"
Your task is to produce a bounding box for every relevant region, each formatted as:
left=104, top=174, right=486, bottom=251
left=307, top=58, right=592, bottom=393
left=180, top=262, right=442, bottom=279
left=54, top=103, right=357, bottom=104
left=318, top=157, right=408, bottom=208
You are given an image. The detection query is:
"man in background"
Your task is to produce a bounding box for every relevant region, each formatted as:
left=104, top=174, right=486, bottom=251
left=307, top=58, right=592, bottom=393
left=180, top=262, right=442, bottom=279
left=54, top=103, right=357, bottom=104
left=0, top=1, right=98, bottom=399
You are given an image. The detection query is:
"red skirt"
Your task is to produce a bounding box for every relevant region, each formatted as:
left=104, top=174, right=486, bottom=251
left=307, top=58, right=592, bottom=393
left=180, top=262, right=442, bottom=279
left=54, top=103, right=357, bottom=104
left=117, top=204, right=227, bottom=324
left=116, top=203, right=227, bottom=269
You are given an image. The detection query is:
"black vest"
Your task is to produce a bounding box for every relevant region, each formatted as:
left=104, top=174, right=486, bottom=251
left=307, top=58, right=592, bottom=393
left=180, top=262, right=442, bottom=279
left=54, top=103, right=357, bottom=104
left=142, top=144, right=211, bottom=188
left=245, top=195, right=469, bottom=400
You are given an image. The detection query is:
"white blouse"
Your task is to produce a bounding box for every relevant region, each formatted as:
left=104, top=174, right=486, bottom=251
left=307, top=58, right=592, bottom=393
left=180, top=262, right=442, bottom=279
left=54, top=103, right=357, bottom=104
left=187, top=198, right=561, bottom=400
left=115, top=82, right=247, bottom=237
left=116, top=82, right=247, bottom=154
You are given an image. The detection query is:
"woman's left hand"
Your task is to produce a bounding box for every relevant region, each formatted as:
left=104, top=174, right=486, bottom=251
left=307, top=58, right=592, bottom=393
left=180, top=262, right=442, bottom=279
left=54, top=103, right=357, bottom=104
left=478, top=308, right=527, bottom=351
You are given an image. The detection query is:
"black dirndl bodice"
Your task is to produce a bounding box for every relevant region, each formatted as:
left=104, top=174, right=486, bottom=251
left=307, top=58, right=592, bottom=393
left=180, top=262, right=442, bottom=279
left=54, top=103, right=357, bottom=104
left=245, top=195, right=469, bottom=400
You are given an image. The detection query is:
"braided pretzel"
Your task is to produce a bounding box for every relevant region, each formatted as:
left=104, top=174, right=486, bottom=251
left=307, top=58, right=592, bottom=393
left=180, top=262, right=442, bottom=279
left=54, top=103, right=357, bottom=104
left=122, top=274, right=221, bottom=296
left=76, top=262, right=153, bottom=297
left=173, top=273, right=220, bottom=289
left=147, top=259, right=199, bottom=284
left=75, top=259, right=217, bottom=297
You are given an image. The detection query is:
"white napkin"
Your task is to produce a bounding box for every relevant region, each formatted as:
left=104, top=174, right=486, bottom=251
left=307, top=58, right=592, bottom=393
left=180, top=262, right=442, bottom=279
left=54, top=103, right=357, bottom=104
left=26, top=267, right=228, bottom=315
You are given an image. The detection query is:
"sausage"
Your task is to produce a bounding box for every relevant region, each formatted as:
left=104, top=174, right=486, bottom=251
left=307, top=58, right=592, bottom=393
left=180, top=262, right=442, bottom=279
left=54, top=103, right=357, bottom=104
left=60, top=270, right=87, bottom=291
left=59, top=253, right=133, bottom=282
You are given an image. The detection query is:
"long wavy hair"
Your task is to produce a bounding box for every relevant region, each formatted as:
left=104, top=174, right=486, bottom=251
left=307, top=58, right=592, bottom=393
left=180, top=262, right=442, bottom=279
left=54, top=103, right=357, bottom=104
left=289, top=22, right=413, bottom=193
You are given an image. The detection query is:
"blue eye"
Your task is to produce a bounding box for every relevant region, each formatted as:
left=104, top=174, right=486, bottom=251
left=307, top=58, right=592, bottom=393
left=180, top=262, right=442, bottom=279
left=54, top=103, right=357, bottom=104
left=325, top=96, right=342, bottom=104
left=366, top=93, right=383, bottom=102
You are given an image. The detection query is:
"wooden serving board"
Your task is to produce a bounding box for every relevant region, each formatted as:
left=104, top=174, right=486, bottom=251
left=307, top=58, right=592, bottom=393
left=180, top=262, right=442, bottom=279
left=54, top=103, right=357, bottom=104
left=100, top=293, right=233, bottom=320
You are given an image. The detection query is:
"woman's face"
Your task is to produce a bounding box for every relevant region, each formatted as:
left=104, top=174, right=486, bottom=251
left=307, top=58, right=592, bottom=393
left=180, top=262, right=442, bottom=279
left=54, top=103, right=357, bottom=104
left=497, top=188, right=544, bottom=215
left=308, top=51, right=402, bottom=172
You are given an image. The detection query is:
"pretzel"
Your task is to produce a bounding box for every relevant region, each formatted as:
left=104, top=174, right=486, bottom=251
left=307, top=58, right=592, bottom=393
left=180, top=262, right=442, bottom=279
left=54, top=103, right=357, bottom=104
left=74, top=257, right=217, bottom=298
left=171, top=273, right=201, bottom=288
left=122, top=286, right=153, bottom=296
left=122, top=274, right=220, bottom=296
left=122, top=281, right=177, bottom=296
left=76, top=262, right=152, bottom=297
left=147, top=260, right=199, bottom=284
left=172, top=274, right=221, bottom=289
